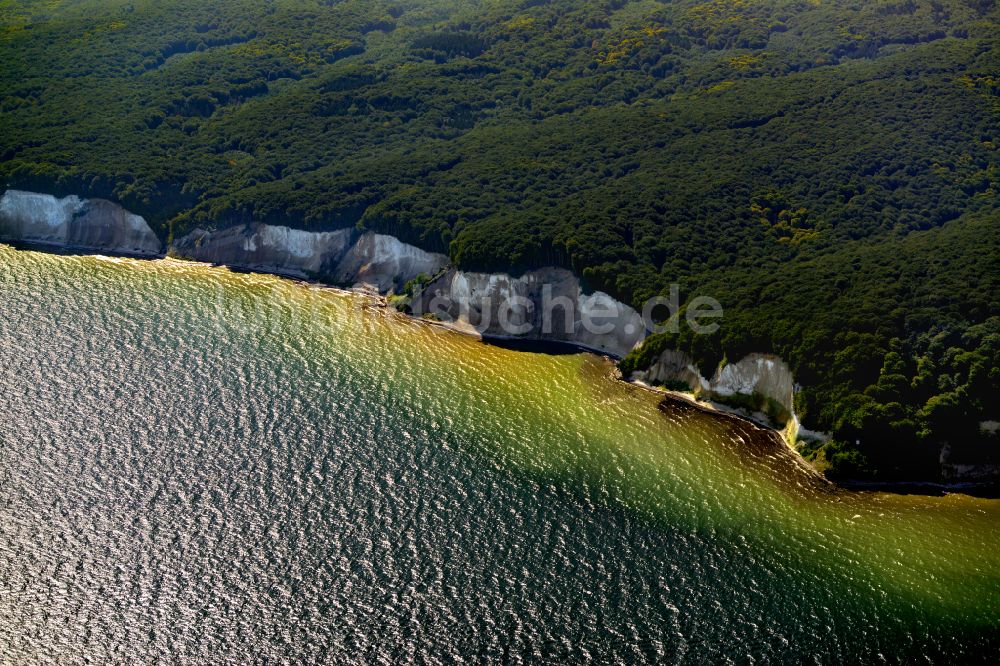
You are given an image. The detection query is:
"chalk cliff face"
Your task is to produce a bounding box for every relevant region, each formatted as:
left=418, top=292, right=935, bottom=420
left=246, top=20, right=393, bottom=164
left=638, top=350, right=711, bottom=392
left=712, top=354, right=795, bottom=415
left=633, top=349, right=796, bottom=427
left=0, top=190, right=162, bottom=256
left=171, top=224, right=355, bottom=280
left=413, top=267, right=646, bottom=358
left=172, top=225, right=448, bottom=291
left=335, top=232, right=448, bottom=292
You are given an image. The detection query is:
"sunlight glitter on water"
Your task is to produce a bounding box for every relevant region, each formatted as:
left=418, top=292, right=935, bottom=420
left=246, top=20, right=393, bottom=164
left=1, top=244, right=998, bottom=663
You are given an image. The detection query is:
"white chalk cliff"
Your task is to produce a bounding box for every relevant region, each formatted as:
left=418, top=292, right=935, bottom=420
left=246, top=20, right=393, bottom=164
left=633, top=350, right=797, bottom=428
left=171, top=225, right=448, bottom=292
left=335, top=232, right=448, bottom=292
left=412, top=267, right=647, bottom=358
left=0, top=190, right=161, bottom=255
left=170, top=224, right=356, bottom=279
left=713, top=354, right=796, bottom=416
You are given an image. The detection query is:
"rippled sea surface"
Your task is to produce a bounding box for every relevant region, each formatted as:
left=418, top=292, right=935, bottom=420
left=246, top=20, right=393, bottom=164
left=1, top=244, right=999, bottom=664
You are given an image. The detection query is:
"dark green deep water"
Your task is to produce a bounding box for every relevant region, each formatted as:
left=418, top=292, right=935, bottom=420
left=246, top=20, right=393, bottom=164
left=1, top=245, right=999, bottom=664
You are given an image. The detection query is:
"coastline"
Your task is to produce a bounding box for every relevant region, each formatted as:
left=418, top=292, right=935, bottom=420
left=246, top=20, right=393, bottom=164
left=633, top=382, right=1000, bottom=496
left=0, top=236, right=619, bottom=355
left=628, top=379, right=832, bottom=481
left=2, top=236, right=995, bottom=497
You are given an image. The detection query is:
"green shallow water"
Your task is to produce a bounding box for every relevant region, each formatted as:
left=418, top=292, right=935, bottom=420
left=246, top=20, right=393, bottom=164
left=1, top=244, right=998, bottom=663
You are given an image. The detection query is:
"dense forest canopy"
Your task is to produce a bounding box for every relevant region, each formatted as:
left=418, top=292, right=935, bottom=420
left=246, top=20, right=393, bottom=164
left=1, top=0, right=998, bottom=478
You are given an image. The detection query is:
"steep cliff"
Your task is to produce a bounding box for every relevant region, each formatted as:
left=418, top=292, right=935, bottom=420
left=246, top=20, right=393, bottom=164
left=171, top=224, right=355, bottom=280
left=0, top=190, right=161, bottom=256
left=335, top=232, right=448, bottom=292
left=713, top=355, right=796, bottom=417
left=171, top=225, right=448, bottom=291
left=637, top=349, right=711, bottom=393
left=632, top=350, right=797, bottom=429
left=412, top=267, right=646, bottom=358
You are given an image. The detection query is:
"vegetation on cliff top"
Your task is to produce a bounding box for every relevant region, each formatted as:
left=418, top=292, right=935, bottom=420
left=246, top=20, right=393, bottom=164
left=1, top=0, right=998, bottom=479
